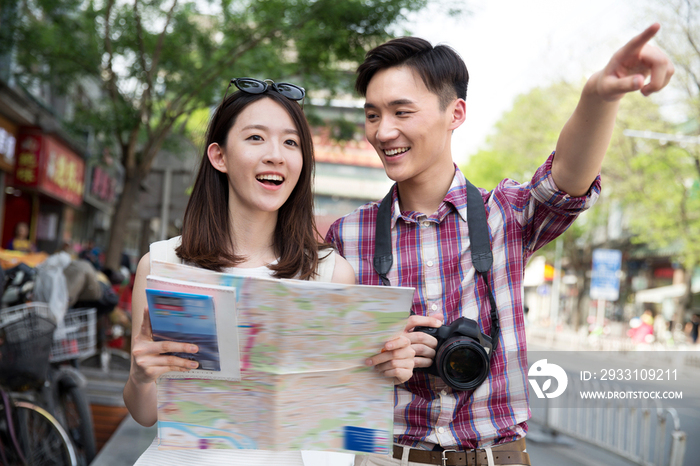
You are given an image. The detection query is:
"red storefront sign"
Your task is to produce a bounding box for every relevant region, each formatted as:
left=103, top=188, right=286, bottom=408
left=14, top=132, right=85, bottom=207
left=90, top=166, right=118, bottom=204
left=15, top=134, right=41, bottom=186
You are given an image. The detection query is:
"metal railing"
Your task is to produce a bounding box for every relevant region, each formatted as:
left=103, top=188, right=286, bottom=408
left=530, top=373, right=687, bottom=466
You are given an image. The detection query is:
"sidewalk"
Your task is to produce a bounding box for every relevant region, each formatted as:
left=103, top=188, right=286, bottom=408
left=526, top=424, right=638, bottom=466
left=90, top=415, right=156, bottom=466
left=90, top=415, right=638, bottom=466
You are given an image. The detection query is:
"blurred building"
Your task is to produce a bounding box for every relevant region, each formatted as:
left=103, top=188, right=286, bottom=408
left=127, top=137, right=199, bottom=259
left=310, top=98, right=393, bottom=235
left=0, top=26, right=123, bottom=258
left=0, top=83, right=124, bottom=259
left=523, top=197, right=700, bottom=336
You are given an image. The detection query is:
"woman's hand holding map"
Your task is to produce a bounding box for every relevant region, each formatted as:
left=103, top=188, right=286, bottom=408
left=130, top=308, right=200, bottom=385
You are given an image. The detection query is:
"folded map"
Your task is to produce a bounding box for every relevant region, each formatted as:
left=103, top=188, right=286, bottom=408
left=149, top=261, right=414, bottom=454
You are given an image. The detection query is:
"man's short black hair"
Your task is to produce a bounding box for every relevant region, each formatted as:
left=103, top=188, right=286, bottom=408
left=356, top=37, right=469, bottom=110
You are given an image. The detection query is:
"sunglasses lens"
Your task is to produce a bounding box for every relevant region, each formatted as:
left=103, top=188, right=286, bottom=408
left=275, top=83, right=305, bottom=101
left=236, top=79, right=266, bottom=94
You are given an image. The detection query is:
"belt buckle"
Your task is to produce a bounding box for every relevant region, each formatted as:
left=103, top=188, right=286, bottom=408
left=441, top=449, right=457, bottom=466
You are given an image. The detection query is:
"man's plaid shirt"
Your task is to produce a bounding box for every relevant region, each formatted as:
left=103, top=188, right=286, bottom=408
left=325, top=153, right=600, bottom=449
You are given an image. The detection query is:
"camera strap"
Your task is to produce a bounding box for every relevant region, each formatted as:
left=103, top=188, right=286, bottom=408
left=373, top=180, right=500, bottom=349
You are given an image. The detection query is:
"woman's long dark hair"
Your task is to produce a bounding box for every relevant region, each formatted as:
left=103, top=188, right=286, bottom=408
left=176, top=89, right=324, bottom=279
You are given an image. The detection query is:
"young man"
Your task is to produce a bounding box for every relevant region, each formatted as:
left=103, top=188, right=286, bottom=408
left=326, top=24, right=673, bottom=466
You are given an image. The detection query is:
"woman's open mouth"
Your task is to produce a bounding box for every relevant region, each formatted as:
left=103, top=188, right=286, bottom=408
left=255, top=174, right=284, bottom=186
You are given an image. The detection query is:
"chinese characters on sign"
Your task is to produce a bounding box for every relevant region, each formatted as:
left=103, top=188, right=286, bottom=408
left=46, top=146, right=84, bottom=201
left=15, top=135, right=41, bottom=186
left=14, top=133, right=85, bottom=207
left=90, top=166, right=118, bottom=204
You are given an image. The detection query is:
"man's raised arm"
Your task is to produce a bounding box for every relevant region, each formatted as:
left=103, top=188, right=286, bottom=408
left=553, top=23, right=674, bottom=197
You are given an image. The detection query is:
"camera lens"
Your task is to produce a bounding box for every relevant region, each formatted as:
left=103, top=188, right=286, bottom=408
left=436, top=338, right=490, bottom=391
left=445, top=346, right=484, bottom=382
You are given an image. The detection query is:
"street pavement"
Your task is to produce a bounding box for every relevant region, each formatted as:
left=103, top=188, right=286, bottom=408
left=88, top=332, right=699, bottom=466
left=90, top=413, right=641, bottom=466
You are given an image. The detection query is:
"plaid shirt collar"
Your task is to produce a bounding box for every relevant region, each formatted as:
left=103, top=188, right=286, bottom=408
left=389, top=164, right=469, bottom=228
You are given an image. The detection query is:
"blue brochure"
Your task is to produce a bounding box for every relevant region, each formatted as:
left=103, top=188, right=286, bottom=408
left=146, top=288, right=221, bottom=371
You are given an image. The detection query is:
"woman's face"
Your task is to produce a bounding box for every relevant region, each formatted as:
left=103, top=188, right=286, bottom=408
left=16, top=223, right=29, bottom=239
left=208, top=97, right=303, bottom=218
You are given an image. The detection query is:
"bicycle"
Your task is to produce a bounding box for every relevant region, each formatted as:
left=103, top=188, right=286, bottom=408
left=48, top=307, right=98, bottom=464
left=0, top=302, right=78, bottom=465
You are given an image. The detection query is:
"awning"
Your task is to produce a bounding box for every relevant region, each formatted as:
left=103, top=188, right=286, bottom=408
left=635, top=282, right=700, bottom=303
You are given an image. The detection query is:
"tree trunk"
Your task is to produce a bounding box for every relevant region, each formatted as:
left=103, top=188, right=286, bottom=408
left=571, top=242, right=593, bottom=332
left=680, top=260, right=696, bottom=322
left=104, top=173, right=143, bottom=270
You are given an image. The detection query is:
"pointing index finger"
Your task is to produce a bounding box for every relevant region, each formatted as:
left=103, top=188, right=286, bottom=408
left=619, top=23, right=660, bottom=57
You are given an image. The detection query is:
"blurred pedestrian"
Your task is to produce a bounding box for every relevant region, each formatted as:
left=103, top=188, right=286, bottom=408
left=628, top=310, right=654, bottom=344
left=5, top=222, right=36, bottom=253
left=78, top=240, right=102, bottom=270
left=685, top=314, right=699, bottom=344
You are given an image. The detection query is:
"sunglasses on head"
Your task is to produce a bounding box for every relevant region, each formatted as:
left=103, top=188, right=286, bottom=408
left=222, top=78, right=306, bottom=107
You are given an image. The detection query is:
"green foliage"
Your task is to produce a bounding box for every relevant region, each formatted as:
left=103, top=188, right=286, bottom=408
left=9, top=0, right=429, bottom=169
left=303, top=110, right=325, bottom=128
left=458, top=149, right=507, bottom=191
left=7, top=0, right=432, bottom=266
left=461, top=80, right=581, bottom=190
left=605, top=93, right=700, bottom=267
left=330, top=118, right=358, bottom=143
left=460, top=75, right=700, bottom=277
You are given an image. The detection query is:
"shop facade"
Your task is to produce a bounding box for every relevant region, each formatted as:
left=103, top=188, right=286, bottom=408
left=3, top=129, right=86, bottom=253
left=0, top=114, right=18, bottom=242
left=79, top=149, right=123, bottom=263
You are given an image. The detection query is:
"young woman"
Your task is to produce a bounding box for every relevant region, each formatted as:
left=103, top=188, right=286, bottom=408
left=123, top=79, right=415, bottom=464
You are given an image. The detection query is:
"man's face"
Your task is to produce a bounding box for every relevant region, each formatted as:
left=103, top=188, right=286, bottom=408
left=363, top=66, right=458, bottom=184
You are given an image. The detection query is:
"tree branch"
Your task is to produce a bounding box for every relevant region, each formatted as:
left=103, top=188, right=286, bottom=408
left=125, top=123, right=141, bottom=176
left=170, top=31, right=268, bottom=113
left=137, top=0, right=330, bottom=174
left=682, top=27, right=700, bottom=93
left=133, top=0, right=153, bottom=141
left=168, top=0, right=325, bottom=117
left=141, top=117, right=178, bottom=174
left=693, top=151, right=700, bottom=180
left=102, top=0, right=126, bottom=150
left=150, top=0, right=179, bottom=80
left=138, top=25, right=269, bottom=174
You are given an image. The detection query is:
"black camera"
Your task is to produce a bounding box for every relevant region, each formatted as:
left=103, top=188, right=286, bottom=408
left=414, top=317, right=494, bottom=391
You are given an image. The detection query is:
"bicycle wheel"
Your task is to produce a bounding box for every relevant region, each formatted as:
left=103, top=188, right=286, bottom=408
left=3, top=400, right=77, bottom=466
left=55, top=384, right=97, bottom=465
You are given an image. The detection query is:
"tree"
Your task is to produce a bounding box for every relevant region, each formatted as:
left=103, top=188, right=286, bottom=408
left=462, top=81, right=608, bottom=329
left=462, top=80, right=582, bottom=191
left=7, top=0, right=433, bottom=269
left=460, top=80, right=678, bottom=328
left=638, top=0, right=700, bottom=314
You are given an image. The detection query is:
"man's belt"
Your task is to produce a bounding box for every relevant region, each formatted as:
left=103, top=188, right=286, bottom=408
left=392, top=438, right=530, bottom=466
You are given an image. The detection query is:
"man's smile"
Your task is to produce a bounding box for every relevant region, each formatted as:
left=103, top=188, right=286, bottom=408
left=383, top=147, right=410, bottom=156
